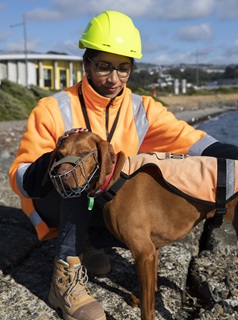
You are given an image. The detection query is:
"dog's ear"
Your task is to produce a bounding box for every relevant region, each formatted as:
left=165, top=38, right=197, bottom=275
left=96, top=139, right=116, bottom=189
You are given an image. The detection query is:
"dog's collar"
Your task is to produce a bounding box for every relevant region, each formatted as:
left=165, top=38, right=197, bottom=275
left=87, top=154, right=118, bottom=210
left=98, top=154, right=118, bottom=192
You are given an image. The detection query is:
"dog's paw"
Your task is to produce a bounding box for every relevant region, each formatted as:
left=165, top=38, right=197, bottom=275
left=127, top=294, right=140, bottom=308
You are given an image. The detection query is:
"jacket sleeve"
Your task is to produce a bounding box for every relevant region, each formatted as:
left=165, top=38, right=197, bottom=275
left=202, top=141, right=238, bottom=160
left=139, top=96, right=216, bottom=155
left=23, top=151, right=54, bottom=198
left=9, top=97, right=65, bottom=198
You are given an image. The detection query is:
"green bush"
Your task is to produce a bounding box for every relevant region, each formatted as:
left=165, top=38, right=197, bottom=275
left=0, top=79, right=56, bottom=121
left=30, top=84, right=56, bottom=100
left=0, top=89, right=28, bottom=120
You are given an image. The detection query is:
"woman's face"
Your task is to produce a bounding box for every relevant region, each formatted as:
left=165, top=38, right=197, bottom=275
left=84, top=52, right=132, bottom=99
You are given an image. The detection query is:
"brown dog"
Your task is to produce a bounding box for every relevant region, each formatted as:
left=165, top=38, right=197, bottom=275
left=48, top=131, right=238, bottom=320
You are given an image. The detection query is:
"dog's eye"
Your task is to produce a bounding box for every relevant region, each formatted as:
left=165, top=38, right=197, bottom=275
left=78, top=150, right=90, bottom=157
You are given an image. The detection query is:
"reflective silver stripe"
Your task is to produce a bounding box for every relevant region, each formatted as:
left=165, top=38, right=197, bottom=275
left=29, top=210, right=42, bottom=227
left=131, top=93, right=148, bottom=149
left=52, top=91, right=73, bottom=130
left=16, top=163, right=31, bottom=197
left=53, top=91, right=148, bottom=149
left=188, top=134, right=218, bottom=156
left=226, top=159, right=235, bottom=200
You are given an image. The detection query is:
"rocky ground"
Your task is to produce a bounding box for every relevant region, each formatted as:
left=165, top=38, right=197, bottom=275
left=1, top=98, right=238, bottom=319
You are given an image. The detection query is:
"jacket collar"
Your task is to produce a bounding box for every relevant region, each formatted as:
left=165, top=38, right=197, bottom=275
left=81, top=75, right=126, bottom=110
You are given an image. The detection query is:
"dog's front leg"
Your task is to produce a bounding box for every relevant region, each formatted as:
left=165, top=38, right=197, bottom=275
left=134, top=243, right=157, bottom=320
left=155, top=249, right=159, bottom=292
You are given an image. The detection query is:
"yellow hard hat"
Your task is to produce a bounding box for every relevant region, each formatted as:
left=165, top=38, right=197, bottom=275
left=79, top=11, right=142, bottom=59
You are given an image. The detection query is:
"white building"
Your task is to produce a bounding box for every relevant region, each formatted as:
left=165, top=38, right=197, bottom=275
left=0, top=52, right=83, bottom=90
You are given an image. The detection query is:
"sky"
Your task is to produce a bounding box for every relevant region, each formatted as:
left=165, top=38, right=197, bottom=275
left=0, top=0, right=238, bottom=66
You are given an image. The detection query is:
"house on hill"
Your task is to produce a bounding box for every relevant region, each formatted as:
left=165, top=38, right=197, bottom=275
left=0, top=51, right=83, bottom=90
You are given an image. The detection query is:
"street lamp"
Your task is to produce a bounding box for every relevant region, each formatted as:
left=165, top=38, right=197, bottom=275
left=10, top=14, right=28, bottom=87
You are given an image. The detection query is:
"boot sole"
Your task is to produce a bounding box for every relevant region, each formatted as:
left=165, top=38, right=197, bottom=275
left=49, top=290, right=106, bottom=320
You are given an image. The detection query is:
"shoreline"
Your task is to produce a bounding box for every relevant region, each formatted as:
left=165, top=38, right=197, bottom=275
left=171, top=105, right=238, bottom=124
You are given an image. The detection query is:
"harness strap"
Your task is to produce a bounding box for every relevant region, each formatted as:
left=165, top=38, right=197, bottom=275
left=208, top=158, right=227, bottom=228
left=95, top=173, right=128, bottom=208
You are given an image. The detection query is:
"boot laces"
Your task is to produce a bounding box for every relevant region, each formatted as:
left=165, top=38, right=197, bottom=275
left=64, top=264, right=90, bottom=307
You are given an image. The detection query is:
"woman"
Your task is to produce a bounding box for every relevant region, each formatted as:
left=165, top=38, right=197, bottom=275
left=9, top=10, right=238, bottom=320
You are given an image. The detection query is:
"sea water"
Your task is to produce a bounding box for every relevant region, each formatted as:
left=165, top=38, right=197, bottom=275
left=195, top=110, right=238, bottom=146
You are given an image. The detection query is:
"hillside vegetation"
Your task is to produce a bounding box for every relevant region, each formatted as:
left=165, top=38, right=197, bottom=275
left=0, top=80, right=56, bottom=121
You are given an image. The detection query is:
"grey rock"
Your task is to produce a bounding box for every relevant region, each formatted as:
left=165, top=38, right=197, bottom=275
left=1, top=117, right=238, bottom=320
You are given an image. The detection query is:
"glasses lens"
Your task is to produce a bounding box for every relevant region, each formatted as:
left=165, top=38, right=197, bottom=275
left=117, top=64, right=131, bottom=77
left=96, top=62, right=111, bottom=76
left=95, top=61, right=132, bottom=77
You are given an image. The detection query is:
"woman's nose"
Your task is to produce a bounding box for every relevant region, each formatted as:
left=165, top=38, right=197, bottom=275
left=107, top=69, right=120, bottom=83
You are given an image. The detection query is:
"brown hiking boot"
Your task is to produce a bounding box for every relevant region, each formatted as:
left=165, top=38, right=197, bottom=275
left=48, top=256, right=106, bottom=320
left=82, top=237, right=111, bottom=275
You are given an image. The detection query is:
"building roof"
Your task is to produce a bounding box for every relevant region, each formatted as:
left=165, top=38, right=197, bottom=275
left=0, top=51, right=82, bottom=61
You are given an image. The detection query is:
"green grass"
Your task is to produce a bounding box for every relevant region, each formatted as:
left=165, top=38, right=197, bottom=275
left=0, top=79, right=56, bottom=121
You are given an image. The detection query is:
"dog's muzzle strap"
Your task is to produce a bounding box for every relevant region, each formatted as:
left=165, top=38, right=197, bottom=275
left=49, top=150, right=98, bottom=198
left=51, top=155, right=84, bottom=170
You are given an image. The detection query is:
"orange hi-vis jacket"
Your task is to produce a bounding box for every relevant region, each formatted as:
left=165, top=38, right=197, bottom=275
left=9, top=75, right=217, bottom=241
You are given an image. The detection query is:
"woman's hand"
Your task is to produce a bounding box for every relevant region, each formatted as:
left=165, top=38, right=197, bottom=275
left=57, top=128, right=88, bottom=146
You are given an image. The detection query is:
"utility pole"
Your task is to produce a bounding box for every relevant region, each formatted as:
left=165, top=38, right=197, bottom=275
left=195, top=50, right=199, bottom=87
left=10, top=14, right=28, bottom=87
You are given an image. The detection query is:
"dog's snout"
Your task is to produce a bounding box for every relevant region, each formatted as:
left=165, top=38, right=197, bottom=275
left=57, top=163, right=74, bottom=175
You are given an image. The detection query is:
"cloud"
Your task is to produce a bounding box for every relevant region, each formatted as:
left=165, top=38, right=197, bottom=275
left=224, top=39, right=238, bottom=57
left=216, top=0, right=238, bottom=19
left=153, top=54, right=174, bottom=65
left=151, top=45, right=215, bottom=65
left=23, top=0, right=238, bottom=24
left=25, top=0, right=216, bottom=22
left=26, top=0, right=153, bottom=22
left=0, top=30, right=10, bottom=42
left=49, top=0, right=154, bottom=18
left=176, top=24, right=213, bottom=42
left=153, top=50, right=199, bottom=65
left=27, top=8, right=62, bottom=22
left=149, top=0, right=215, bottom=20
left=4, top=37, right=42, bottom=52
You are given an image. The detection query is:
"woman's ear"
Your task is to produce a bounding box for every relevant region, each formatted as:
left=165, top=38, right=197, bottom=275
left=83, top=60, right=90, bottom=75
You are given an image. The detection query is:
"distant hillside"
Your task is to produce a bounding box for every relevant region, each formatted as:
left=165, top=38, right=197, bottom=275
left=0, top=80, right=56, bottom=121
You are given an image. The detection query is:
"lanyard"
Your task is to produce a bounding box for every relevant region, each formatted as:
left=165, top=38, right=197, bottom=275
left=78, top=84, right=122, bottom=143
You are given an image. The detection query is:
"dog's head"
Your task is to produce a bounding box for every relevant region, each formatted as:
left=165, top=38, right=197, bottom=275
left=47, top=131, right=117, bottom=197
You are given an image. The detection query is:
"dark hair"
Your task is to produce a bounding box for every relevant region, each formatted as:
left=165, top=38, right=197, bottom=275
left=83, top=48, right=135, bottom=66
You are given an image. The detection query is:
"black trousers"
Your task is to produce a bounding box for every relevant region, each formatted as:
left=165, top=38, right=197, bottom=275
left=33, top=189, right=126, bottom=260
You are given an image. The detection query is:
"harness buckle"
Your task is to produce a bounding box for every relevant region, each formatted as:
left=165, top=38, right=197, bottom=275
left=165, top=153, right=189, bottom=159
